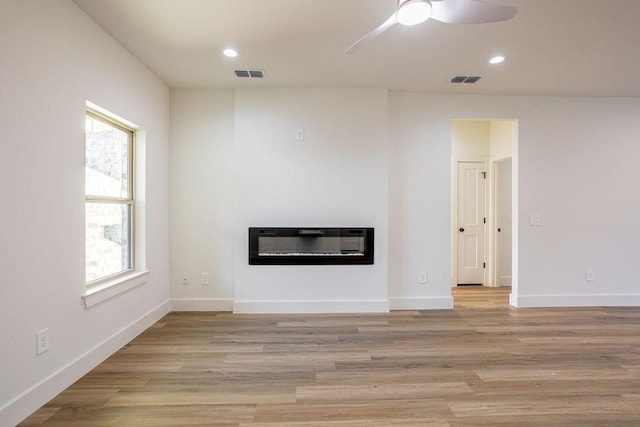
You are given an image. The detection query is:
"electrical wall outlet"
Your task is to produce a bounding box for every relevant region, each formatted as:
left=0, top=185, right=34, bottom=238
left=181, top=273, right=189, bottom=285
left=36, top=329, right=49, bottom=355
left=418, top=272, right=428, bottom=284
left=201, top=272, right=209, bottom=285
left=586, top=269, right=594, bottom=282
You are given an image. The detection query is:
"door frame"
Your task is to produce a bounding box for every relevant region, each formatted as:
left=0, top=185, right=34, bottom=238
left=451, top=156, right=489, bottom=288
left=491, top=156, right=512, bottom=287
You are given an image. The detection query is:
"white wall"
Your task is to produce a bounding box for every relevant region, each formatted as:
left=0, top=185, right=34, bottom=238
left=232, top=88, right=389, bottom=313
left=0, top=1, right=171, bottom=425
left=513, top=97, right=640, bottom=306
left=452, top=120, right=490, bottom=158
left=388, top=94, right=455, bottom=309
left=490, top=120, right=515, bottom=160
left=170, top=89, right=234, bottom=310
left=170, top=88, right=390, bottom=313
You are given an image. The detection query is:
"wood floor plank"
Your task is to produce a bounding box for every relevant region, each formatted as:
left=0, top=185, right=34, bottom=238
left=241, top=420, right=449, bottom=427
left=447, top=394, right=640, bottom=417
left=19, top=287, right=640, bottom=425
left=103, top=390, right=296, bottom=406
left=31, top=404, right=255, bottom=426
left=295, top=382, right=473, bottom=402
left=252, top=399, right=454, bottom=423
left=315, top=368, right=482, bottom=386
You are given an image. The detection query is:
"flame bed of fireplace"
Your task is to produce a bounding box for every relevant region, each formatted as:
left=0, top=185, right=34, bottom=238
left=248, top=227, right=374, bottom=265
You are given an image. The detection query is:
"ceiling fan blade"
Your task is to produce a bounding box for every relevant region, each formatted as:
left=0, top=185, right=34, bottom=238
left=430, top=0, right=517, bottom=24
left=344, top=13, right=399, bottom=54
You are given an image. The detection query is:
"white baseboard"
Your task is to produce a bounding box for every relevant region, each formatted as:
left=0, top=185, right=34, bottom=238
left=1, top=300, right=170, bottom=427
left=510, top=293, right=640, bottom=308
left=233, top=299, right=389, bottom=314
left=171, top=298, right=233, bottom=311
left=389, top=296, right=454, bottom=310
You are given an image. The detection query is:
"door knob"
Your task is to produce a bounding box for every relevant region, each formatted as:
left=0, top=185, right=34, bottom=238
left=459, top=227, right=465, bottom=232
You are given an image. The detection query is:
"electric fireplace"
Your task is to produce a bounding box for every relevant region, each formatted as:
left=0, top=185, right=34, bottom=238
left=248, top=227, right=374, bottom=265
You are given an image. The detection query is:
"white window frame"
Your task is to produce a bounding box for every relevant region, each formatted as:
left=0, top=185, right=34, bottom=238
left=83, top=104, right=148, bottom=308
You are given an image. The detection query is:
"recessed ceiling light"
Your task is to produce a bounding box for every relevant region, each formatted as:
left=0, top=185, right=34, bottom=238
left=223, top=48, right=238, bottom=58
left=489, top=55, right=505, bottom=64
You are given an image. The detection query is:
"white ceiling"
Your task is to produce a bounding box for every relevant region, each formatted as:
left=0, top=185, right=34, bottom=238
left=72, top=0, right=640, bottom=96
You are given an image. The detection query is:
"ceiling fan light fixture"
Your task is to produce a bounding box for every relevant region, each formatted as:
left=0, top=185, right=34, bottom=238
left=397, top=0, right=432, bottom=26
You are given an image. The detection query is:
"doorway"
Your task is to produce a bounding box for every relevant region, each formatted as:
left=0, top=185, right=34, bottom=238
left=451, top=119, right=516, bottom=292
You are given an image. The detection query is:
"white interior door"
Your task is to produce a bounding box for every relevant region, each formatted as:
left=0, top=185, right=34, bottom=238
left=495, top=158, right=512, bottom=286
left=457, top=161, right=486, bottom=285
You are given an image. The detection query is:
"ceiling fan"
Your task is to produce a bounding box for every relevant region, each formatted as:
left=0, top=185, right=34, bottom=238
left=344, top=0, right=517, bottom=54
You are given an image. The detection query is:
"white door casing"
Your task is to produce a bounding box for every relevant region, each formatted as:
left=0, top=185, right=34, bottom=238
left=495, top=158, right=512, bottom=286
left=457, top=161, right=486, bottom=285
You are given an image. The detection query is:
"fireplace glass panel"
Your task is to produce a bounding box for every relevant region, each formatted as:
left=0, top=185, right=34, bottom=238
left=258, top=236, right=364, bottom=256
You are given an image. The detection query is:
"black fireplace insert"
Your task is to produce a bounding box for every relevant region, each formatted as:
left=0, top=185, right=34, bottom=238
left=248, top=227, right=374, bottom=265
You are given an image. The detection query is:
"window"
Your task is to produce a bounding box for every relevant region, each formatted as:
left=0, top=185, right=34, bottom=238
left=85, top=111, right=134, bottom=284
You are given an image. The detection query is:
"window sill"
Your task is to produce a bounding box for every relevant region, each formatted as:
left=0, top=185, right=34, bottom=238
left=82, top=270, right=149, bottom=309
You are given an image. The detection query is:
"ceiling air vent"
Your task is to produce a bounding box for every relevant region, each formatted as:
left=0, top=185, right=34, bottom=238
left=234, top=69, right=266, bottom=79
left=451, top=75, right=482, bottom=83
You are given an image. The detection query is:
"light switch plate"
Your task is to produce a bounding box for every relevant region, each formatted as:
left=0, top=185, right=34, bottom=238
left=36, top=329, right=49, bottom=355
left=529, top=213, right=542, bottom=226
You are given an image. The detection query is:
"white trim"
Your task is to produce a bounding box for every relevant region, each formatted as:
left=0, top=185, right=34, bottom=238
left=509, top=291, right=519, bottom=307
left=510, top=294, right=640, bottom=308
left=86, top=101, right=139, bottom=130
left=82, top=270, right=149, bottom=309
left=232, top=299, right=389, bottom=314
left=1, top=300, right=170, bottom=426
left=491, top=157, right=513, bottom=288
left=389, top=296, right=454, bottom=310
left=171, top=298, right=233, bottom=312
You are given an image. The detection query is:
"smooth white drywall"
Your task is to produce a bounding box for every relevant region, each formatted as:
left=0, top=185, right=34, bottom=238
left=452, top=120, right=490, bottom=158
left=232, top=88, right=389, bottom=312
left=512, top=97, right=640, bottom=305
left=490, top=121, right=514, bottom=160
left=170, top=89, right=234, bottom=310
left=388, top=94, right=454, bottom=307
left=0, top=1, right=170, bottom=424
left=169, top=87, right=391, bottom=313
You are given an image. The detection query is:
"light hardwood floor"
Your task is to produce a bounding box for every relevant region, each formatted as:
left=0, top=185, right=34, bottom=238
left=21, top=287, right=640, bottom=426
